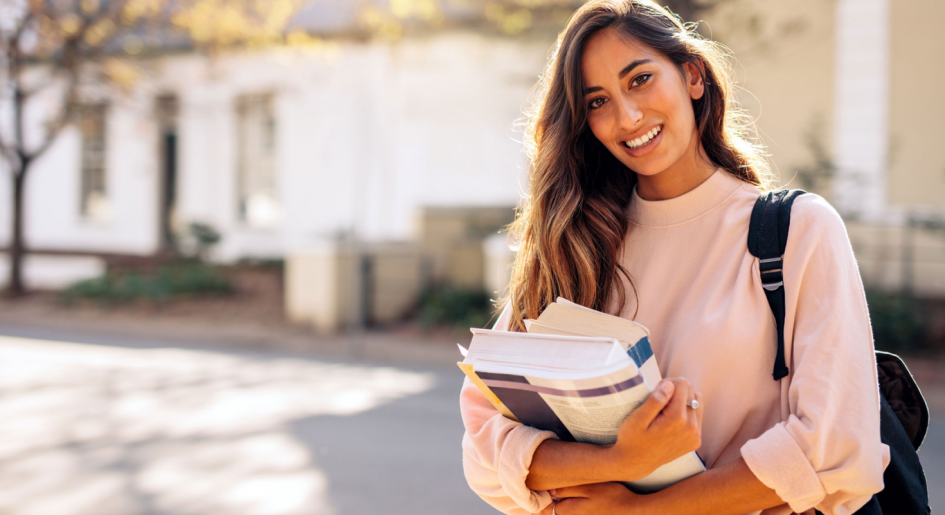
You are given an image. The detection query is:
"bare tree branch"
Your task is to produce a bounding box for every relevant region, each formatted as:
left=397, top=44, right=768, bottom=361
left=24, top=72, right=77, bottom=162
left=22, top=33, right=81, bottom=162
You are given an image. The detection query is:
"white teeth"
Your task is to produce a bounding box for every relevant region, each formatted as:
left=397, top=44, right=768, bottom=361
left=624, top=125, right=662, bottom=149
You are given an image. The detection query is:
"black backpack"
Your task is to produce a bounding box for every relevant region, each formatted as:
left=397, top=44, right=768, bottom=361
left=747, top=189, right=931, bottom=515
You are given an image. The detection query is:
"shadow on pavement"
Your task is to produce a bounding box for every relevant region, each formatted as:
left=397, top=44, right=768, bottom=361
left=289, top=373, right=496, bottom=515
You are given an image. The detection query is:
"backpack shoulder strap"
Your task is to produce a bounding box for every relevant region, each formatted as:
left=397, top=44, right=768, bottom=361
left=747, top=189, right=806, bottom=380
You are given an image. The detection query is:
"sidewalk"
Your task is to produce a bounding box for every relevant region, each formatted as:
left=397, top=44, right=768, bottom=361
left=0, top=308, right=942, bottom=514
left=0, top=301, right=470, bottom=369
left=3, top=305, right=943, bottom=411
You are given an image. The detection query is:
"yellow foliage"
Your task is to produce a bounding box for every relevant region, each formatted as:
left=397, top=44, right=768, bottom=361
left=84, top=18, right=115, bottom=46
left=360, top=6, right=387, bottom=29
left=484, top=2, right=504, bottom=21
left=170, top=0, right=307, bottom=49
left=80, top=0, right=101, bottom=15
left=484, top=2, right=534, bottom=34
left=120, top=0, right=157, bottom=25
left=24, top=0, right=564, bottom=57
left=101, top=57, right=140, bottom=88
left=380, top=20, right=403, bottom=40
left=57, top=14, right=81, bottom=37
left=390, top=0, right=438, bottom=20
left=501, top=8, right=532, bottom=34
left=123, top=35, right=144, bottom=55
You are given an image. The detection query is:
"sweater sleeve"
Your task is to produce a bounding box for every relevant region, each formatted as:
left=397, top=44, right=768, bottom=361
left=740, top=194, right=890, bottom=514
left=459, top=302, right=559, bottom=514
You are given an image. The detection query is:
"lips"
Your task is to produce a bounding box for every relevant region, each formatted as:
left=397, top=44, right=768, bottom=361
left=620, top=124, right=663, bottom=158
left=622, top=124, right=662, bottom=149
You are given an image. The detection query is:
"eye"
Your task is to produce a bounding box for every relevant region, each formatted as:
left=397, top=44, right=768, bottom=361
left=588, top=97, right=607, bottom=110
left=631, top=73, right=652, bottom=88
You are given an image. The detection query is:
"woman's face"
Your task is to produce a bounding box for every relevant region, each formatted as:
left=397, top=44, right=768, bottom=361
left=580, top=28, right=705, bottom=178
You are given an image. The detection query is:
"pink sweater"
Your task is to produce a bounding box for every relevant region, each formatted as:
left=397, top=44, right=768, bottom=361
left=460, top=170, right=890, bottom=515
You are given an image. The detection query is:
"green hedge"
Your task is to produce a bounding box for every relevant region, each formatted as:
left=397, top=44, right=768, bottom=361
left=417, top=287, right=496, bottom=329
left=865, top=289, right=930, bottom=354
left=62, top=262, right=232, bottom=304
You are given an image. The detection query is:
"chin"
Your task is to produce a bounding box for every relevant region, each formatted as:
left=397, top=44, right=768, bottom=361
left=618, top=153, right=673, bottom=178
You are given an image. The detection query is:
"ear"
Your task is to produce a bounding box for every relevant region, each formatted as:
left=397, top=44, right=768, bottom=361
left=682, top=59, right=706, bottom=101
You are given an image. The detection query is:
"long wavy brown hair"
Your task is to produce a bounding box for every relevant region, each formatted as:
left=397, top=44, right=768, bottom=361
left=502, top=0, right=774, bottom=331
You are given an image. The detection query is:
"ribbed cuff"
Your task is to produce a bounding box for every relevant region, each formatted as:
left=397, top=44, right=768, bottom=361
left=741, top=424, right=826, bottom=513
left=497, top=424, right=559, bottom=513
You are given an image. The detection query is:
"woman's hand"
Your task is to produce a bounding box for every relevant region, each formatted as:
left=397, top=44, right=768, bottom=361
left=525, top=377, right=703, bottom=491
left=607, top=378, right=704, bottom=481
left=539, top=483, right=642, bottom=515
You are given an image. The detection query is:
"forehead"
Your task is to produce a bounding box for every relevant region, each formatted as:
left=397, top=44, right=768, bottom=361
left=580, top=28, right=662, bottom=84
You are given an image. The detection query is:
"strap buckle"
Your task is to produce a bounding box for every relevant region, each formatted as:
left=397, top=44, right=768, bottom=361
left=759, top=257, right=783, bottom=291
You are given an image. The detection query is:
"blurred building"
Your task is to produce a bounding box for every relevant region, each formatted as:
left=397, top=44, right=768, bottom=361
left=1, top=0, right=943, bottom=310
left=0, top=14, right=546, bottom=296
left=712, top=0, right=945, bottom=296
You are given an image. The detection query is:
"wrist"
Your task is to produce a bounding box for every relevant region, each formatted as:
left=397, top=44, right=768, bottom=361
left=603, top=442, right=648, bottom=483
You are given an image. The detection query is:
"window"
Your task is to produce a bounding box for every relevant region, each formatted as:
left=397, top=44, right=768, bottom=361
left=79, top=104, right=109, bottom=220
left=236, top=93, right=279, bottom=228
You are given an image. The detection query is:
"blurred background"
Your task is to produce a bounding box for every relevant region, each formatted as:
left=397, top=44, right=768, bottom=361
left=0, top=0, right=942, bottom=513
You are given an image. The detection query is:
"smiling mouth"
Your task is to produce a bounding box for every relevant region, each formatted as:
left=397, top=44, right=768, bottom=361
left=622, top=125, right=663, bottom=149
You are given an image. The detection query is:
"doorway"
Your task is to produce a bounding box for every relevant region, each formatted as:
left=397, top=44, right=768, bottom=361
left=156, top=95, right=179, bottom=251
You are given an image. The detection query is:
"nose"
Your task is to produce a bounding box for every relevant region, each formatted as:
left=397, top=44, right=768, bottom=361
left=612, top=95, right=643, bottom=131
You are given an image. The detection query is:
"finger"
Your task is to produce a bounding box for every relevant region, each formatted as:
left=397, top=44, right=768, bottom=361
left=685, top=389, right=700, bottom=426
left=630, top=380, right=675, bottom=429
left=664, top=378, right=691, bottom=422
left=693, top=391, right=705, bottom=427
left=683, top=391, right=704, bottom=452
left=549, top=485, right=593, bottom=499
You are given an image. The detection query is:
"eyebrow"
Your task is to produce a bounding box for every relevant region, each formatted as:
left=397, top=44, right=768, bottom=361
left=583, top=58, right=654, bottom=95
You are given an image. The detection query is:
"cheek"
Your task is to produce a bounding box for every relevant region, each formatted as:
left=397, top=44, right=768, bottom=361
left=586, top=114, right=613, bottom=146
left=660, top=88, right=695, bottom=135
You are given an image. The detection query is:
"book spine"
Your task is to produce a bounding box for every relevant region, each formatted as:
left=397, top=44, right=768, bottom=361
left=476, top=371, right=575, bottom=441
left=457, top=362, right=520, bottom=422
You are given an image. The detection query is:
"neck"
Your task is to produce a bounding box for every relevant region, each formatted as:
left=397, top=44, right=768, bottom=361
left=635, top=134, right=718, bottom=201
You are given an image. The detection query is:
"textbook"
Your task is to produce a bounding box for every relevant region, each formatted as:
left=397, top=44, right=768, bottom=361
left=459, top=297, right=705, bottom=493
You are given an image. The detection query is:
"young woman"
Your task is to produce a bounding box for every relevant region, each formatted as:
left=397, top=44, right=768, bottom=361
left=459, top=1, right=889, bottom=514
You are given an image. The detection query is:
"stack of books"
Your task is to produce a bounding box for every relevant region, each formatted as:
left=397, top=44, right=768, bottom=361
left=459, top=297, right=705, bottom=492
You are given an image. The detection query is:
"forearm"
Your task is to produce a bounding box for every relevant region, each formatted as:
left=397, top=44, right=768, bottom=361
left=525, top=439, right=629, bottom=491
left=636, top=457, right=784, bottom=515
left=526, top=379, right=700, bottom=492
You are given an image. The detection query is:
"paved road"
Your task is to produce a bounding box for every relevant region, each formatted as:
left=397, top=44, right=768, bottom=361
left=0, top=327, right=494, bottom=515
left=0, top=325, right=941, bottom=514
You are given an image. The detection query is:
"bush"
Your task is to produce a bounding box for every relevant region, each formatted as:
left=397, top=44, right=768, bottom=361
left=171, top=221, right=222, bottom=261
left=865, top=288, right=929, bottom=354
left=62, top=262, right=232, bottom=304
left=417, top=286, right=496, bottom=329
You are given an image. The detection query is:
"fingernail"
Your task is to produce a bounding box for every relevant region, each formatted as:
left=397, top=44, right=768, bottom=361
left=550, top=489, right=557, bottom=496
left=652, top=382, right=668, bottom=401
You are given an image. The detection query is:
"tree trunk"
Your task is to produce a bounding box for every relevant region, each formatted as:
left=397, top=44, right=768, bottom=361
left=7, top=162, right=28, bottom=296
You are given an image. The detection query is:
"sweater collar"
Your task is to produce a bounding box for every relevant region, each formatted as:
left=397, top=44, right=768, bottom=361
left=626, top=169, right=744, bottom=227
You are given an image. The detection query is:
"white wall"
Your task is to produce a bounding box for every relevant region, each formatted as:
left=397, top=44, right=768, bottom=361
left=158, top=33, right=546, bottom=261
left=832, top=0, right=891, bottom=220
left=1, top=32, right=551, bottom=268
